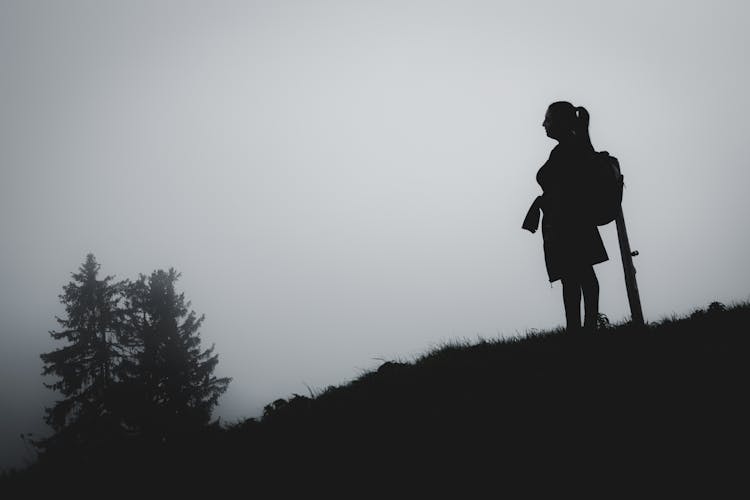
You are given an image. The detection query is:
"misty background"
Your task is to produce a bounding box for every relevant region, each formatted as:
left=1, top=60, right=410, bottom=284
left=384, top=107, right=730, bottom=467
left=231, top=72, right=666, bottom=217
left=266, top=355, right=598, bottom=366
left=2, top=0, right=749, bottom=469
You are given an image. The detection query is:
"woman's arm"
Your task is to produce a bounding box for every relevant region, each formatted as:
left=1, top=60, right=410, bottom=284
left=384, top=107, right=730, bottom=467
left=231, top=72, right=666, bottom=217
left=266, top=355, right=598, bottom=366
left=522, top=195, right=544, bottom=233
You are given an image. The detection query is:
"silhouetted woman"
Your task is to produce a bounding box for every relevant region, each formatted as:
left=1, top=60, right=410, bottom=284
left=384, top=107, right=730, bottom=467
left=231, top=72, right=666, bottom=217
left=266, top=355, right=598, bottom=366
left=523, top=101, right=608, bottom=333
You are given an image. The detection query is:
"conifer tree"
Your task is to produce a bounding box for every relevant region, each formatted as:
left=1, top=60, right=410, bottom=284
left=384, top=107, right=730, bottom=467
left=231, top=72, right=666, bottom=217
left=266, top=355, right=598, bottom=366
left=121, top=269, right=231, bottom=441
left=39, top=254, right=127, bottom=452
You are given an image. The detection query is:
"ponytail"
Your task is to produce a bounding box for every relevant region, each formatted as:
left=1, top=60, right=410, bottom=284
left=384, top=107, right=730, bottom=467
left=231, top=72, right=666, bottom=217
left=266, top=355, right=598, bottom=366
left=575, top=106, right=594, bottom=151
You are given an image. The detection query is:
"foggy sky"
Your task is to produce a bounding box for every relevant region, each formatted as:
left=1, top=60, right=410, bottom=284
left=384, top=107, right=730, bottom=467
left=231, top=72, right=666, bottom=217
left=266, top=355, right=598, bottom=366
left=2, top=0, right=749, bottom=469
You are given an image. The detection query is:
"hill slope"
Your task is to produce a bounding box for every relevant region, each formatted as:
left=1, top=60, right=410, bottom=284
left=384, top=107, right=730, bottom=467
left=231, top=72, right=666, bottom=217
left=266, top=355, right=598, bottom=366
left=4, top=301, right=749, bottom=493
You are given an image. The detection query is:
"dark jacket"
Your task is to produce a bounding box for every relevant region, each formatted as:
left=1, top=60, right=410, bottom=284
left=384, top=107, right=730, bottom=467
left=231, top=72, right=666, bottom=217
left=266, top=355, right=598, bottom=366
left=524, top=140, right=608, bottom=282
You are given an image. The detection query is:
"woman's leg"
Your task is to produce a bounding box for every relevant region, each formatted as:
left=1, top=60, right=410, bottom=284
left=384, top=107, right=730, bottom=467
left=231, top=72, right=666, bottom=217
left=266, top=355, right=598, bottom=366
left=580, top=265, right=600, bottom=331
left=561, top=275, right=582, bottom=332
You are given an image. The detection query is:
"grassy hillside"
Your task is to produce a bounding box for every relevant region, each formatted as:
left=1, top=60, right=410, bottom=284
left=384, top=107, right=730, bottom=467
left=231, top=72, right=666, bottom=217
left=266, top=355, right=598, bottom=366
left=4, top=301, right=748, bottom=494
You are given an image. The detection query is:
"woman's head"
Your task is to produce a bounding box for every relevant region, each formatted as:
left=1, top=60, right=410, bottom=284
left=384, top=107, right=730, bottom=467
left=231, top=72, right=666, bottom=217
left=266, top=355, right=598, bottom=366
left=543, top=101, right=587, bottom=141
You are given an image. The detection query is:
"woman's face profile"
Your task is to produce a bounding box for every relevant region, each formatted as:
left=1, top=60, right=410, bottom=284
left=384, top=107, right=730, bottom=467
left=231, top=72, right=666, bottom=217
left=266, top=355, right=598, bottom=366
left=542, top=107, right=571, bottom=140
left=543, top=108, right=559, bottom=139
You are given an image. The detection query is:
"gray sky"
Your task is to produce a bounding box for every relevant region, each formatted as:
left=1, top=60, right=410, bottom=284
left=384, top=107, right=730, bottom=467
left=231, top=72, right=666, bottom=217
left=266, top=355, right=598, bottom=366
left=2, top=0, right=749, bottom=469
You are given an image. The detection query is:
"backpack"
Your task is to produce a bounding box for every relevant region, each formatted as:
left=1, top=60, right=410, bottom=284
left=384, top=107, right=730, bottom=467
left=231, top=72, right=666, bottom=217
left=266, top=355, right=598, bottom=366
left=587, top=151, right=624, bottom=226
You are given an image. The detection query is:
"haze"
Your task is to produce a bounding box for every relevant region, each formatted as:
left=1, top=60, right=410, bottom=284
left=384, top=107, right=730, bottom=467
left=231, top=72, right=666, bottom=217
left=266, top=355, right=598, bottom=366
left=2, top=0, right=749, bottom=469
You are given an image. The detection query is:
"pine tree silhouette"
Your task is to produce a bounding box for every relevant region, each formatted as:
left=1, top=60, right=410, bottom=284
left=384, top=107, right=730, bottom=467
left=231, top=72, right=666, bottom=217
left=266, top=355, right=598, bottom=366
left=37, top=257, right=231, bottom=461
left=120, top=269, right=231, bottom=442
left=39, top=254, right=127, bottom=454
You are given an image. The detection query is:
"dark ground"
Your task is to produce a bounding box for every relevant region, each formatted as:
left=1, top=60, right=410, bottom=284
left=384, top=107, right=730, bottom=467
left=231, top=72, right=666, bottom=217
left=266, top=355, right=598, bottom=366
left=3, top=301, right=748, bottom=496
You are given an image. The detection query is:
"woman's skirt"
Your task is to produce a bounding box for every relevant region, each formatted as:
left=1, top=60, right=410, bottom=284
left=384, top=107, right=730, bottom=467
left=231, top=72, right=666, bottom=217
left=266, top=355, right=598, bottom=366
left=542, top=217, right=608, bottom=282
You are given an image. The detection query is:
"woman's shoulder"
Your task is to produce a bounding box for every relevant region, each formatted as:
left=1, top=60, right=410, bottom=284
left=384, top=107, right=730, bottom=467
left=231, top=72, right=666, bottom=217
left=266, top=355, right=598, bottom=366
left=549, top=143, right=563, bottom=156
left=539, top=144, right=563, bottom=171
left=548, top=141, right=591, bottom=165
left=546, top=143, right=572, bottom=165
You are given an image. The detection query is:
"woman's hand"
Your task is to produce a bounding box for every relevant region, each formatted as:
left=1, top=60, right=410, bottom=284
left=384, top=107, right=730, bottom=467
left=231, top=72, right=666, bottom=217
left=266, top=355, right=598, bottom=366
left=522, top=195, right=544, bottom=233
